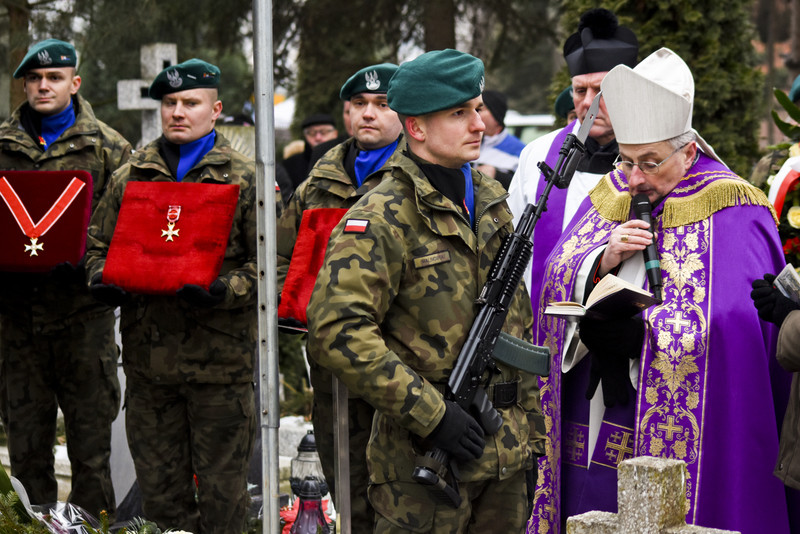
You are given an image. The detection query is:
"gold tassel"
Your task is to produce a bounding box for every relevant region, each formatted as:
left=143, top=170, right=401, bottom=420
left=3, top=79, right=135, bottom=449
left=662, top=178, right=778, bottom=228
left=589, top=174, right=631, bottom=222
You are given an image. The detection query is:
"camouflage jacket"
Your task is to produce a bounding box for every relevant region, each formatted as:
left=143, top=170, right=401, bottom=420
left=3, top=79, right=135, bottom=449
left=0, top=95, right=132, bottom=330
left=276, top=135, right=405, bottom=290
left=307, top=152, right=542, bottom=485
left=85, top=132, right=261, bottom=384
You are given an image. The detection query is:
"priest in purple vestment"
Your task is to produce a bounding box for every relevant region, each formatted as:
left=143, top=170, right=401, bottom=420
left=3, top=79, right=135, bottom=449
left=507, top=8, right=638, bottom=336
left=528, top=48, right=797, bottom=534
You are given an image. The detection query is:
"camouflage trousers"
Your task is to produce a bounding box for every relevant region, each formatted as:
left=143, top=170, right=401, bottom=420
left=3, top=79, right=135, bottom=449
left=125, top=378, right=255, bottom=534
left=311, top=375, right=375, bottom=532
left=369, top=468, right=531, bottom=533
left=0, top=310, right=120, bottom=517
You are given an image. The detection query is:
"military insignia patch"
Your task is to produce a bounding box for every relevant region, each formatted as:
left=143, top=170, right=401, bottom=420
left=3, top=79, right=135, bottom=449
left=413, top=251, right=451, bottom=269
left=343, top=219, right=369, bottom=233
left=167, top=69, right=183, bottom=88
left=365, top=70, right=380, bottom=91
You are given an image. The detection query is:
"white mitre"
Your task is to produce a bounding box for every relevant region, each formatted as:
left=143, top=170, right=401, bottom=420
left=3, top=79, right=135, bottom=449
left=601, top=47, right=723, bottom=164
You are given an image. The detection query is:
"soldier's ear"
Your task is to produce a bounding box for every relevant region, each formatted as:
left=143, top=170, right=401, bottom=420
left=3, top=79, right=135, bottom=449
left=405, top=116, right=425, bottom=142
left=70, top=75, right=81, bottom=95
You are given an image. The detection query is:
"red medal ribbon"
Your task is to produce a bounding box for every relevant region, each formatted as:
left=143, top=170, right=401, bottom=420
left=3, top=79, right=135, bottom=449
left=0, top=176, right=86, bottom=239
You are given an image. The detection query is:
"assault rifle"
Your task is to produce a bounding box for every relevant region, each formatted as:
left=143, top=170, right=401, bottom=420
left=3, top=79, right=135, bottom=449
left=411, top=93, right=602, bottom=507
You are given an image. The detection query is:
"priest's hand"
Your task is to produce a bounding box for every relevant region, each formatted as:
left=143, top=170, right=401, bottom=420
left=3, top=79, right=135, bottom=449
left=600, top=220, right=652, bottom=276
left=426, top=400, right=486, bottom=462
left=177, top=280, right=226, bottom=307
left=89, top=273, right=129, bottom=307
left=579, top=316, right=644, bottom=407
left=751, top=274, right=800, bottom=328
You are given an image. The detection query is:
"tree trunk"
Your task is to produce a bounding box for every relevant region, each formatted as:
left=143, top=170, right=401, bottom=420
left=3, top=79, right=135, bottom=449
left=423, top=0, right=456, bottom=51
left=7, top=1, right=29, bottom=113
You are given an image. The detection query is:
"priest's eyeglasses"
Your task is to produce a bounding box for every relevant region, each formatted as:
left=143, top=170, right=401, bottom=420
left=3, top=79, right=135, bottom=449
left=613, top=143, right=689, bottom=175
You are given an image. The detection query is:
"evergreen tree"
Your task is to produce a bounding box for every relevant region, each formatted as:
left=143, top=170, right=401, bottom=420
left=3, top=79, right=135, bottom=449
left=560, top=0, right=763, bottom=176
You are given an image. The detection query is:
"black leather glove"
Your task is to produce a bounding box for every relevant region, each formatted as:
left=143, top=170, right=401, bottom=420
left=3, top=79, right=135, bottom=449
left=426, top=400, right=486, bottom=462
left=177, top=279, right=226, bottom=307
left=579, top=316, right=644, bottom=408
left=50, top=260, right=85, bottom=285
left=751, top=274, right=800, bottom=328
left=89, top=273, right=129, bottom=307
left=526, top=468, right=538, bottom=519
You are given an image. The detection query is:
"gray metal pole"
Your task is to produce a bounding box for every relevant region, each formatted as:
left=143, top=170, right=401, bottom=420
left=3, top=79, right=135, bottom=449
left=252, top=1, right=281, bottom=533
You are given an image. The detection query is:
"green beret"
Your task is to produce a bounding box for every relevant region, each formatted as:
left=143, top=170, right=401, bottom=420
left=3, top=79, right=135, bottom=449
left=387, top=49, right=484, bottom=116
left=339, top=63, right=399, bottom=101
left=149, top=58, right=220, bottom=100
left=14, top=39, right=76, bottom=79
left=554, top=87, right=574, bottom=119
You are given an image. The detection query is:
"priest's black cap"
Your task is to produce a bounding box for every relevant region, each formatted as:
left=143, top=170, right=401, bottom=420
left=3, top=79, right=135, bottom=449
left=563, top=8, right=638, bottom=77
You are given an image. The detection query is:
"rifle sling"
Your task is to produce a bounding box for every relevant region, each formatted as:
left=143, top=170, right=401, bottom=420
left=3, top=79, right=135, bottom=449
left=493, top=332, right=550, bottom=376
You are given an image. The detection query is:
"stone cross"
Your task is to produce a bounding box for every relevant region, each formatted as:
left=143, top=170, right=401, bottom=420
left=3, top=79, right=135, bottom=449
left=116, top=43, right=177, bottom=147
left=567, top=456, right=739, bottom=534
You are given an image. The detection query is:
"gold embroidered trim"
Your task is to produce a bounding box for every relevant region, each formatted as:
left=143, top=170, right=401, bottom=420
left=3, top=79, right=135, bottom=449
left=662, top=177, right=777, bottom=228
left=587, top=172, right=778, bottom=227
left=588, top=174, right=630, bottom=222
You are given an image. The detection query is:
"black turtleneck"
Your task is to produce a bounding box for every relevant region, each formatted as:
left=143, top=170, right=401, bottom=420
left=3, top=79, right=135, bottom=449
left=406, top=150, right=470, bottom=222
left=159, top=136, right=182, bottom=179
left=576, top=137, right=619, bottom=174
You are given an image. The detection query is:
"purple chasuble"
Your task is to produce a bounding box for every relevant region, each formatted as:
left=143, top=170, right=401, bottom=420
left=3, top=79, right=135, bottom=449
left=528, top=153, right=797, bottom=534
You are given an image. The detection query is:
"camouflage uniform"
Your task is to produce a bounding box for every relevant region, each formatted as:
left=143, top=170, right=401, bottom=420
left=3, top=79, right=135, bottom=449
left=0, top=94, right=130, bottom=516
left=85, top=132, right=267, bottom=534
left=307, top=150, right=543, bottom=533
left=277, top=136, right=405, bottom=532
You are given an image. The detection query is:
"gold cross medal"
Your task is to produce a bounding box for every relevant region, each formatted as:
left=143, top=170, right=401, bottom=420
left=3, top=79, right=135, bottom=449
left=161, top=205, right=181, bottom=242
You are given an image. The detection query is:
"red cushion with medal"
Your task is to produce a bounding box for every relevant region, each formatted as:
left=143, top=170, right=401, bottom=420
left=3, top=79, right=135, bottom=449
left=0, top=170, right=93, bottom=272
left=278, top=207, right=348, bottom=327
left=103, top=181, right=240, bottom=295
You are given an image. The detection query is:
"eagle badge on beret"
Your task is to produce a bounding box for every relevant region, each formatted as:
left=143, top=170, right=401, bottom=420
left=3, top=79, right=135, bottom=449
left=37, top=50, right=52, bottom=66
left=365, top=70, right=380, bottom=91
left=167, top=69, right=183, bottom=89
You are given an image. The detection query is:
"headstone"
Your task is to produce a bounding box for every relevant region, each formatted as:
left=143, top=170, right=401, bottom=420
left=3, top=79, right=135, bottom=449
left=117, top=43, right=177, bottom=147
left=566, top=456, right=739, bottom=534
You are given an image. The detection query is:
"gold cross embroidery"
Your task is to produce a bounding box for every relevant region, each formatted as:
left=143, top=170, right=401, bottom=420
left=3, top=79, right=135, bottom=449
left=605, top=431, right=633, bottom=465
left=657, top=415, right=684, bottom=441
left=665, top=311, right=691, bottom=334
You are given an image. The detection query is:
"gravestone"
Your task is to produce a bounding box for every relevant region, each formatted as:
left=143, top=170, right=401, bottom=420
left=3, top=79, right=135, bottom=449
left=116, top=43, right=177, bottom=147
left=567, top=456, right=739, bottom=534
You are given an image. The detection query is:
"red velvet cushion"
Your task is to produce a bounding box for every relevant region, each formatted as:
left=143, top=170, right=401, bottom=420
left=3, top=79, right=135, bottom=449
left=103, top=181, right=239, bottom=294
left=0, top=170, right=93, bottom=273
left=278, top=207, right=348, bottom=326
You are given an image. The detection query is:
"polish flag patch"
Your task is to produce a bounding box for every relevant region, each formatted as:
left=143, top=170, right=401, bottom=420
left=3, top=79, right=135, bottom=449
left=343, top=219, right=369, bottom=233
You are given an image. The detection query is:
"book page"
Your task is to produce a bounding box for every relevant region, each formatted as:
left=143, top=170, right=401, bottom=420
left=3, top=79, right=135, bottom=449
left=585, top=273, right=652, bottom=308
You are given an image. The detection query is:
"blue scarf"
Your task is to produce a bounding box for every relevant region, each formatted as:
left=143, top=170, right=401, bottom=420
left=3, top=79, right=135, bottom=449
left=176, top=130, right=216, bottom=181
left=40, top=101, right=75, bottom=150
left=460, top=163, right=475, bottom=228
left=354, top=138, right=399, bottom=187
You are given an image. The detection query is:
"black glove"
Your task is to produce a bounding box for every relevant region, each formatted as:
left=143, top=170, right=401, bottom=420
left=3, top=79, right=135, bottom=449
left=50, top=260, right=85, bottom=285
left=526, top=468, right=538, bottom=519
left=177, top=279, right=226, bottom=307
left=89, top=273, right=129, bottom=307
left=750, top=274, right=800, bottom=328
left=426, top=400, right=486, bottom=463
left=579, top=316, right=644, bottom=408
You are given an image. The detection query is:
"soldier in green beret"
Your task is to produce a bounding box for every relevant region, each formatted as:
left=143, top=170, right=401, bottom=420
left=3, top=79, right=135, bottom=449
left=307, top=49, right=544, bottom=533
left=277, top=61, right=403, bottom=532
left=0, top=38, right=131, bottom=518
left=85, top=58, right=275, bottom=533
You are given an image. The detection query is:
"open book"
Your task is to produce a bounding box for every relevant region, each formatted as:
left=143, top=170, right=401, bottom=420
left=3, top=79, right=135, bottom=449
left=774, top=263, right=800, bottom=305
left=544, top=273, right=659, bottom=319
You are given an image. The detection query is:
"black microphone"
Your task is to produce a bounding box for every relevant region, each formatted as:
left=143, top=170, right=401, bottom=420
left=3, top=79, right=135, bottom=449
left=632, top=193, right=663, bottom=303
